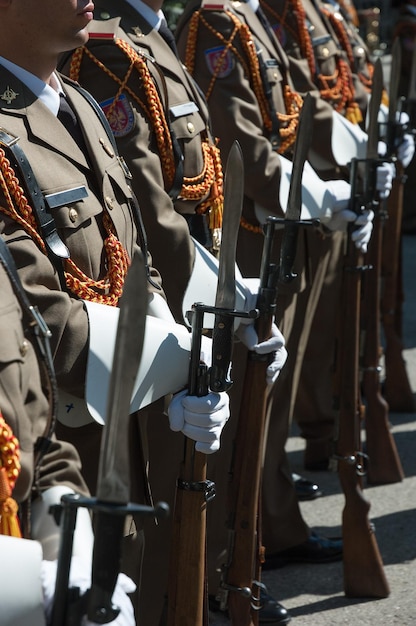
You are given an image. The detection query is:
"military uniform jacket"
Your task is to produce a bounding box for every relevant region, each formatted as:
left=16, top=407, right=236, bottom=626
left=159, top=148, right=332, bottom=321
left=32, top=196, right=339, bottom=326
left=0, top=264, right=87, bottom=506
left=0, top=67, right=161, bottom=395
left=259, top=0, right=370, bottom=121
left=176, top=0, right=337, bottom=285
left=393, top=5, right=416, bottom=89
left=60, top=0, right=221, bottom=322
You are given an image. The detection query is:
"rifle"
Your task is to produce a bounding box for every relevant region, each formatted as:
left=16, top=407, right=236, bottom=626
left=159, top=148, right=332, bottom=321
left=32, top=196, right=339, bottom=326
left=218, top=95, right=315, bottom=626
left=333, top=73, right=390, bottom=598
left=51, top=251, right=169, bottom=626
left=360, top=59, right=405, bottom=485
left=380, top=38, right=416, bottom=413
left=167, top=142, right=246, bottom=626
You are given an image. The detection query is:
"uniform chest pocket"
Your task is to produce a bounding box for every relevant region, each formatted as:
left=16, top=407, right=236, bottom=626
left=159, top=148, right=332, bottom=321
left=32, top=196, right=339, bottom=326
left=44, top=183, right=102, bottom=230
left=0, top=302, right=26, bottom=366
left=314, top=38, right=339, bottom=64
left=169, top=105, right=207, bottom=142
left=264, top=60, right=283, bottom=87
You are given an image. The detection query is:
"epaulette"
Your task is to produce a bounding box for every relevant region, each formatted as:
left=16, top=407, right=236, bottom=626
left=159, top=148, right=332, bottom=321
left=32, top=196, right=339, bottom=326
left=88, top=31, right=116, bottom=40
left=201, top=0, right=226, bottom=9
left=87, top=16, right=120, bottom=41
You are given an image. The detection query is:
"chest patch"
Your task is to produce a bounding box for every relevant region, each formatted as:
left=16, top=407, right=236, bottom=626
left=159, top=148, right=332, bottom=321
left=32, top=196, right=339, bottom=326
left=100, top=93, right=135, bottom=137
left=204, top=45, right=235, bottom=78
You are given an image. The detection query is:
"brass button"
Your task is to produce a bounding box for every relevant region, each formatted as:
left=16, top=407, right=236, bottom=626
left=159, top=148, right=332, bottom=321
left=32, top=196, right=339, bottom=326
left=273, top=72, right=279, bottom=79
left=99, top=138, right=114, bottom=158
left=187, top=122, right=195, bottom=134
left=322, top=47, right=329, bottom=58
left=20, top=339, right=29, bottom=357
left=105, top=196, right=114, bottom=210
left=100, top=11, right=111, bottom=19
left=69, top=208, right=78, bottom=223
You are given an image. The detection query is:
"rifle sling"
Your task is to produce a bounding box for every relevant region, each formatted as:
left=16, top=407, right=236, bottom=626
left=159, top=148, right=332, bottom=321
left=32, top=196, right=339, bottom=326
left=0, top=128, right=69, bottom=290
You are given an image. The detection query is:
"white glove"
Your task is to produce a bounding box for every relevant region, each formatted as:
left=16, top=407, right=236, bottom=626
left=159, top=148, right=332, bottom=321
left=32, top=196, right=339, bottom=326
left=325, top=180, right=374, bottom=252
left=395, top=112, right=415, bottom=168
left=397, top=133, right=415, bottom=168
left=168, top=388, right=230, bottom=453
left=41, top=557, right=136, bottom=625
left=376, top=161, right=395, bottom=199
left=349, top=208, right=374, bottom=254
left=235, top=322, right=287, bottom=385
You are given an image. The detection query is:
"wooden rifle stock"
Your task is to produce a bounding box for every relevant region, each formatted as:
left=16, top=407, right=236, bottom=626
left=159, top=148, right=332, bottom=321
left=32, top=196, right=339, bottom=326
left=219, top=220, right=278, bottom=626
left=167, top=438, right=210, bottom=626
left=362, top=201, right=404, bottom=484
left=381, top=164, right=416, bottom=412
left=334, top=158, right=390, bottom=598
left=167, top=305, right=212, bottom=626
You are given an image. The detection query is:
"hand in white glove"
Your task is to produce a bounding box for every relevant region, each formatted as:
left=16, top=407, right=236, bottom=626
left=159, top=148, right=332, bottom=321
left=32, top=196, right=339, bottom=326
left=41, top=557, right=136, bottom=625
left=168, top=388, right=230, bottom=453
left=325, top=180, right=374, bottom=252
left=394, top=112, right=415, bottom=168
left=397, top=133, right=415, bottom=168
left=349, top=208, right=374, bottom=254
left=376, top=161, right=395, bottom=199
left=236, top=322, right=288, bottom=385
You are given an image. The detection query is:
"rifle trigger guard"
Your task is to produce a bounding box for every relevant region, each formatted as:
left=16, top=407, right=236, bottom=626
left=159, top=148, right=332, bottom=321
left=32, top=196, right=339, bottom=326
left=177, top=478, right=216, bottom=502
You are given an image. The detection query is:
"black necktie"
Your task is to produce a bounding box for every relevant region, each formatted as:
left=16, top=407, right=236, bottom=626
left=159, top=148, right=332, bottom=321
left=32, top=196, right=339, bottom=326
left=57, top=93, right=88, bottom=155
left=158, top=19, right=179, bottom=56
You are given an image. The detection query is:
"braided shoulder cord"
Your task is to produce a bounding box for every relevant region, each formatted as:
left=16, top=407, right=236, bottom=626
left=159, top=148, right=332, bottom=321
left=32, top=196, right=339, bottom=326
left=0, top=412, right=21, bottom=537
left=184, top=9, right=302, bottom=155
left=0, top=146, right=129, bottom=306
left=324, top=5, right=374, bottom=92
left=70, top=41, right=224, bottom=231
left=261, top=0, right=362, bottom=124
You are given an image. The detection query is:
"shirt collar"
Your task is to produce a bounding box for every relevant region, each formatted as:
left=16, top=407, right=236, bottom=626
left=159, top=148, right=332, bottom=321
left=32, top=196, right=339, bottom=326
left=123, top=0, right=165, bottom=30
left=0, top=56, right=62, bottom=115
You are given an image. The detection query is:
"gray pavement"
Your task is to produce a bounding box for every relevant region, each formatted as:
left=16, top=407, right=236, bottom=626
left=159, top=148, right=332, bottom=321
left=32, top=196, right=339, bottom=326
left=210, top=234, right=416, bottom=625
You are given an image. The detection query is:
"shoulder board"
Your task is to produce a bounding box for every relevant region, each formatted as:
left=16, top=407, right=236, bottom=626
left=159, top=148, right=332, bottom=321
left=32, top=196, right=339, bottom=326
left=87, top=16, right=120, bottom=40
left=201, top=0, right=226, bottom=9
left=88, top=31, right=116, bottom=40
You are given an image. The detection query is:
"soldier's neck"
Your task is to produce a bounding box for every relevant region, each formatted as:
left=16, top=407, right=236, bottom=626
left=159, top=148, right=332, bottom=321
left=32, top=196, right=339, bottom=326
left=140, top=0, right=164, bottom=13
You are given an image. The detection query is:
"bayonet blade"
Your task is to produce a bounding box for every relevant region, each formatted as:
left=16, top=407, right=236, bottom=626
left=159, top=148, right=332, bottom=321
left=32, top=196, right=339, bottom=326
left=286, top=93, right=314, bottom=221
left=407, top=43, right=416, bottom=103
left=215, top=141, right=244, bottom=310
left=367, top=58, right=383, bottom=160
left=210, top=141, right=244, bottom=392
left=280, top=93, right=314, bottom=282
left=96, top=250, right=148, bottom=503
left=388, top=38, right=402, bottom=124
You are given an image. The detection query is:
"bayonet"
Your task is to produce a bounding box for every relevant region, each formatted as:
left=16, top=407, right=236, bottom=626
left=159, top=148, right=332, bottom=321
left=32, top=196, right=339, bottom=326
left=87, top=250, right=148, bottom=622
left=386, top=39, right=403, bottom=156
left=279, top=93, right=315, bottom=283
left=95, top=250, right=147, bottom=504
left=210, top=141, right=245, bottom=392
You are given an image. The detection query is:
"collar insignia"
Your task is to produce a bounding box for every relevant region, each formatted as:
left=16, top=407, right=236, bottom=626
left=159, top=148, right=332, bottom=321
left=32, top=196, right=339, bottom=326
left=1, top=86, right=19, bottom=105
